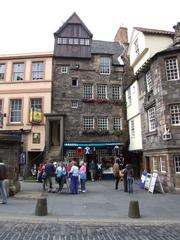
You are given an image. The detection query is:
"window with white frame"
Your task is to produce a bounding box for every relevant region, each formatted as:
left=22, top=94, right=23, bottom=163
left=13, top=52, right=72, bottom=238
left=10, top=99, right=22, bottom=123
left=127, top=88, right=132, bottom=106
left=152, top=157, right=158, bottom=171
left=97, top=116, right=108, bottom=130
left=160, top=156, right=166, bottom=172
left=170, top=104, right=180, bottom=125
left=83, top=84, right=93, bottom=99
left=113, top=117, right=122, bottom=130
left=0, top=64, right=5, bottom=80
left=174, top=156, right=180, bottom=173
left=71, top=101, right=78, bottom=108
left=148, top=107, right=156, bottom=132
left=30, top=98, right=42, bottom=112
left=130, top=119, right=135, bottom=137
left=100, top=57, right=111, bottom=74
left=134, top=38, right=140, bottom=56
left=83, top=116, right=94, bottom=130
left=165, top=58, right=179, bottom=81
left=146, top=70, right=153, bottom=92
left=97, top=85, right=107, bottom=99
left=12, top=63, right=24, bottom=81
left=112, top=85, right=121, bottom=100
left=32, top=62, right=44, bottom=80
left=61, top=66, right=68, bottom=74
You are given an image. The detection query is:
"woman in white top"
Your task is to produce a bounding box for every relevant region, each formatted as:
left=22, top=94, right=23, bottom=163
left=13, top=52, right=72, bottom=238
left=69, top=161, right=79, bottom=194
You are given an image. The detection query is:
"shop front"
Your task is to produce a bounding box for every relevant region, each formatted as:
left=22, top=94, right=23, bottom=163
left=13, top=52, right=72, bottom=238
left=64, top=142, right=124, bottom=179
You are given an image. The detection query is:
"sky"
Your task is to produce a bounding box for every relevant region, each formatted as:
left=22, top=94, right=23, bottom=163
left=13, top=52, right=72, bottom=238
left=0, top=0, right=180, bottom=54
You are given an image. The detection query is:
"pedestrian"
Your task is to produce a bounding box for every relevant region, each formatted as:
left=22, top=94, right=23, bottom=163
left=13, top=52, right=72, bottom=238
left=69, top=161, right=79, bottom=194
left=45, top=158, right=56, bottom=192
left=0, top=162, right=8, bottom=204
left=97, top=161, right=103, bottom=181
left=113, top=158, right=120, bottom=190
left=79, top=161, right=87, bottom=193
left=56, top=162, right=66, bottom=193
left=88, top=160, right=96, bottom=181
left=124, top=164, right=134, bottom=193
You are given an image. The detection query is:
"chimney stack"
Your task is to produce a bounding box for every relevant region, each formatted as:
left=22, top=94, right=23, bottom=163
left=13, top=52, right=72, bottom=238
left=173, top=22, right=180, bottom=45
left=114, top=26, right=128, bottom=45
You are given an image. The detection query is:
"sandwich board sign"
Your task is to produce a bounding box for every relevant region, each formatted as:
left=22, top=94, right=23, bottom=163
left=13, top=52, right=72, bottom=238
left=148, top=172, right=164, bottom=194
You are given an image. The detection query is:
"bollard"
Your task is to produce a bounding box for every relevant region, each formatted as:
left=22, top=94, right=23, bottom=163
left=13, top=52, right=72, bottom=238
left=35, top=197, right=48, bottom=216
left=128, top=200, right=140, bottom=218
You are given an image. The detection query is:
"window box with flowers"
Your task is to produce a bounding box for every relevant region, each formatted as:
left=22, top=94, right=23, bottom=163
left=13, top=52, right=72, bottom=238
left=113, top=129, right=128, bottom=137
left=82, top=129, right=109, bottom=135
left=96, top=99, right=109, bottom=104
left=82, top=98, right=95, bottom=103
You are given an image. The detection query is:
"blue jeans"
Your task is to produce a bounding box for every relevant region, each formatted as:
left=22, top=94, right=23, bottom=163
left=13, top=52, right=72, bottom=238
left=0, top=180, right=7, bottom=203
left=80, top=179, right=86, bottom=191
left=127, top=176, right=133, bottom=193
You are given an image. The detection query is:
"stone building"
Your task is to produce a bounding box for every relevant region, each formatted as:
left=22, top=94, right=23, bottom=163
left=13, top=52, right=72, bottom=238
left=45, top=13, right=128, bottom=177
left=126, top=23, right=180, bottom=191
left=142, top=23, right=180, bottom=191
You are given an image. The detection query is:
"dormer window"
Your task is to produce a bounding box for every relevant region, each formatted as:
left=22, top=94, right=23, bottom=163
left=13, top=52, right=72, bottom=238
left=57, top=37, right=90, bottom=46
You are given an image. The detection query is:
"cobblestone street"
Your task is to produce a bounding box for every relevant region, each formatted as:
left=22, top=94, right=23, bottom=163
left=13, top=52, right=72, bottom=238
left=0, top=221, right=180, bottom=240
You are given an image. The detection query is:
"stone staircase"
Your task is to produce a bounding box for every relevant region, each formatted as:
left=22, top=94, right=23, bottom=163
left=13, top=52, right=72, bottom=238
left=46, top=146, right=60, bottom=161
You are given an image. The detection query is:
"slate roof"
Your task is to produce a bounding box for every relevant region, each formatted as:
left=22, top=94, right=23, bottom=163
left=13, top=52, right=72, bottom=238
left=91, top=40, right=125, bottom=65
left=134, top=27, right=174, bottom=36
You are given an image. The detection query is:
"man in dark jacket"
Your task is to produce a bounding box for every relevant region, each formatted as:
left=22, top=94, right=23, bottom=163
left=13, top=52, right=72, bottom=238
left=0, top=162, right=7, bottom=204
left=45, top=159, right=56, bottom=192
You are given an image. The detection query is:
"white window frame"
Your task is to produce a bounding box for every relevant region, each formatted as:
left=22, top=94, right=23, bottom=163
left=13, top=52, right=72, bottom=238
left=30, top=98, right=42, bottom=112
left=83, top=116, right=94, bottom=130
left=12, top=63, right=24, bottom=81
left=152, top=157, right=158, bottom=172
left=146, top=70, right=153, bottom=92
left=97, top=85, right=107, bottom=99
left=174, top=156, right=180, bottom=173
left=130, top=119, right=135, bottom=137
left=10, top=99, right=22, bottom=123
left=113, top=117, right=122, bottom=130
left=160, top=156, right=166, bottom=173
left=148, top=107, right=156, bottom=132
left=100, top=57, right=111, bottom=75
left=32, top=62, right=44, bottom=80
left=127, top=88, right=132, bottom=106
left=61, top=66, right=68, bottom=74
left=83, top=84, right=93, bottom=99
left=170, top=104, right=180, bottom=125
left=71, top=101, right=78, bottom=109
left=0, top=63, right=5, bottom=80
left=165, top=58, right=179, bottom=81
left=112, top=85, right=121, bottom=100
left=97, top=116, right=108, bottom=130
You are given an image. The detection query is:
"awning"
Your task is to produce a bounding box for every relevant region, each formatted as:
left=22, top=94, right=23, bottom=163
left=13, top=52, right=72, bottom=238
left=64, top=142, right=123, bottom=147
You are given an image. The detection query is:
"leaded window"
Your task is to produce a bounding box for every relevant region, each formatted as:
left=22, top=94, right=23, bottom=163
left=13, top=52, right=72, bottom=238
left=83, top=116, right=94, bottom=130
left=170, top=104, right=180, bottom=125
left=100, top=57, right=111, bottom=74
left=148, top=107, right=156, bottom=132
left=97, top=85, right=107, bottom=99
left=97, top=116, right=108, bottom=130
left=165, top=58, right=179, bottom=81
left=83, top=84, right=93, bottom=99
left=113, top=117, right=122, bottom=130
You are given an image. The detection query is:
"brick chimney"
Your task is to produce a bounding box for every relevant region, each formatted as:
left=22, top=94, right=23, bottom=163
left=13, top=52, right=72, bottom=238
left=173, top=22, right=180, bottom=45
left=114, top=26, right=128, bottom=45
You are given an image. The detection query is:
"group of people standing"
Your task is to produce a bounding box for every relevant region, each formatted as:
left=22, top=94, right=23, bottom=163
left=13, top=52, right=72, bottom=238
left=37, top=159, right=87, bottom=194
left=113, top=158, right=134, bottom=193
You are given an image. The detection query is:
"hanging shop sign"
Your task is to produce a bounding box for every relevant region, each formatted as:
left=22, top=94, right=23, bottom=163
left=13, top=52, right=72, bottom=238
left=30, top=109, right=42, bottom=124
